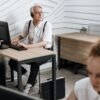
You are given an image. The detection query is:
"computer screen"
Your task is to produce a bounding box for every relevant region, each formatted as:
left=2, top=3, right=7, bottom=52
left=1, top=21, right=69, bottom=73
left=0, top=21, right=11, bottom=45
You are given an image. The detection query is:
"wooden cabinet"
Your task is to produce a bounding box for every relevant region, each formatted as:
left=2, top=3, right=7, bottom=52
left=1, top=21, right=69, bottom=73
left=57, top=32, right=100, bottom=68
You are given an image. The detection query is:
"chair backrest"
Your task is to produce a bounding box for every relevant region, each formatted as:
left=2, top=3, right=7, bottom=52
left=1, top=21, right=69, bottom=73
left=0, top=86, right=41, bottom=100
left=45, top=35, right=54, bottom=51
left=88, top=24, right=100, bottom=35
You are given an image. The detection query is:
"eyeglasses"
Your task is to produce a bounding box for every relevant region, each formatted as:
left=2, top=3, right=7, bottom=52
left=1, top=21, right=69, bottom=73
left=34, top=12, right=43, bottom=15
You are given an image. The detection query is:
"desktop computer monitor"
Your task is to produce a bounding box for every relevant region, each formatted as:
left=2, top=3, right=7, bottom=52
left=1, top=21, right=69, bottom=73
left=0, top=21, right=11, bottom=45
left=0, top=21, right=27, bottom=50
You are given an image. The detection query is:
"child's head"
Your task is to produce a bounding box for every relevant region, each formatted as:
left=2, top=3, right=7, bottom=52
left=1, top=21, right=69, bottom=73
left=87, top=40, right=100, bottom=93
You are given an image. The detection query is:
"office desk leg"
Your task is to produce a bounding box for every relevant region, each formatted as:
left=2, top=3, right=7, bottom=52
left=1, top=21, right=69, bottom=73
left=57, top=37, right=61, bottom=69
left=52, top=55, right=56, bottom=100
left=0, top=63, right=6, bottom=86
left=17, top=62, right=23, bottom=92
left=11, top=69, right=14, bottom=82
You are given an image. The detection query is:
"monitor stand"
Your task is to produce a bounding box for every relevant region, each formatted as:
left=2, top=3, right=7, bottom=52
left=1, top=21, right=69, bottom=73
left=0, top=44, right=9, bottom=49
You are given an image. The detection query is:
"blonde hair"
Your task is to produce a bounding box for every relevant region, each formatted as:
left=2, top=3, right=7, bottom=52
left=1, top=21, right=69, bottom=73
left=88, top=39, right=100, bottom=57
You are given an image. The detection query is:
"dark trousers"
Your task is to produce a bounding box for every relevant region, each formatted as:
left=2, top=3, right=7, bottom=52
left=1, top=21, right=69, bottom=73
left=0, top=63, right=6, bottom=86
left=9, top=58, right=50, bottom=86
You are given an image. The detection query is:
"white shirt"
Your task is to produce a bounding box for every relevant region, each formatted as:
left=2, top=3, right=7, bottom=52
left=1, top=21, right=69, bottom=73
left=21, top=20, right=52, bottom=48
left=74, top=78, right=100, bottom=100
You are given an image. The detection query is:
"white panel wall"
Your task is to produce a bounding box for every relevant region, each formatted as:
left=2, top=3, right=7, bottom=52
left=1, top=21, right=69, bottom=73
left=0, top=0, right=65, bottom=37
left=1, top=0, right=100, bottom=36
left=64, top=0, right=100, bottom=34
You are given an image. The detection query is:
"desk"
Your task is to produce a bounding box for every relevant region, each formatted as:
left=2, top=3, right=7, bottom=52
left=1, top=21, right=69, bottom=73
left=57, top=32, right=100, bottom=68
left=0, top=48, right=56, bottom=100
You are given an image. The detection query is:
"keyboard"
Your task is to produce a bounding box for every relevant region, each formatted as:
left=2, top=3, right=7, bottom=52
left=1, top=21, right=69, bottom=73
left=10, top=44, right=27, bottom=51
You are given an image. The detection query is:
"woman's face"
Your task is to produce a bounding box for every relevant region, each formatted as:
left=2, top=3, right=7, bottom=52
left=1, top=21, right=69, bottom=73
left=87, top=56, right=100, bottom=93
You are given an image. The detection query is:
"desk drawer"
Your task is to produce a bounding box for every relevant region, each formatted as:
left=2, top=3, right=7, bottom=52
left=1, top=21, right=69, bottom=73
left=60, top=38, right=92, bottom=64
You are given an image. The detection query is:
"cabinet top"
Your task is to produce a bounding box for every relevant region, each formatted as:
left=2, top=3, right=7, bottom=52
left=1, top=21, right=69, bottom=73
left=57, top=32, right=100, bottom=43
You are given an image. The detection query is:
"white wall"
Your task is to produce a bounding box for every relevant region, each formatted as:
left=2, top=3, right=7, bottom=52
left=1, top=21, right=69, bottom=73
left=64, top=0, right=100, bottom=33
left=0, top=0, right=65, bottom=37
left=0, top=0, right=100, bottom=36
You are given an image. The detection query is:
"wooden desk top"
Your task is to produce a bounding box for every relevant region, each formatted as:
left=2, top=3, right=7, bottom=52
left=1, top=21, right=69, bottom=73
left=58, top=32, right=100, bottom=43
left=0, top=48, right=55, bottom=61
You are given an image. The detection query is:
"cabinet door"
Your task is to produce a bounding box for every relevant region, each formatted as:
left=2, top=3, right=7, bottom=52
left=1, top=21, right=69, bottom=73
left=60, top=37, right=92, bottom=64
